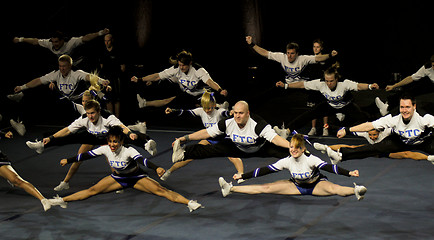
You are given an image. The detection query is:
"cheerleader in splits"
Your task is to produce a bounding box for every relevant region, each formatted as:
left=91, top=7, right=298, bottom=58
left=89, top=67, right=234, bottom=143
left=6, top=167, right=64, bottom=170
left=0, top=130, right=52, bottom=211
left=162, top=90, right=243, bottom=181
left=48, top=126, right=203, bottom=212
left=218, top=134, right=367, bottom=200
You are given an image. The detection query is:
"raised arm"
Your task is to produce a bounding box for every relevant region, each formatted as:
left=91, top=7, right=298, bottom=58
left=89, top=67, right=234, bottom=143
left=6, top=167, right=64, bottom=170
left=43, top=127, right=72, bottom=145
left=175, top=129, right=211, bottom=144
left=315, top=50, right=338, bottom=62
left=337, top=122, right=375, bottom=138
left=357, top=82, right=379, bottom=91
left=14, top=78, right=43, bottom=92
left=271, top=135, right=290, bottom=149
left=205, top=78, right=228, bottom=96
left=82, top=28, right=110, bottom=42
left=276, top=81, right=306, bottom=89
left=131, top=73, right=161, bottom=83
left=386, top=76, right=414, bottom=91
left=246, top=36, right=269, bottom=58
left=13, top=37, right=39, bottom=45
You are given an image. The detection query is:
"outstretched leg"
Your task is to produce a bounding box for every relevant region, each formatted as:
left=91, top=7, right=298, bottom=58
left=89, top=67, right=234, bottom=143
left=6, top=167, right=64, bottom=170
left=0, top=165, right=45, bottom=200
left=312, top=180, right=354, bottom=197
left=63, top=175, right=122, bottom=202
left=133, top=177, right=189, bottom=204
left=231, top=179, right=300, bottom=195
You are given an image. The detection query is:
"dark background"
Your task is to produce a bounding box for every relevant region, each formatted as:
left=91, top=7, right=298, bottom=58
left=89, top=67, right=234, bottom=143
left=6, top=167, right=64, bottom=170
left=1, top=0, right=433, bottom=129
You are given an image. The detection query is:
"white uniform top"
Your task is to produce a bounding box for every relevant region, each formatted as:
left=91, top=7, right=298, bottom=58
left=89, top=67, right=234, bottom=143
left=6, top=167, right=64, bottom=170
left=189, top=107, right=228, bottom=128
left=304, top=79, right=359, bottom=109
left=411, top=65, right=434, bottom=82
left=353, top=128, right=392, bottom=144
left=87, top=145, right=143, bottom=174
left=68, top=114, right=124, bottom=137
left=158, top=63, right=211, bottom=96
left=372, top=112, right=434, bottom=145
left=268, top=153, right=326, bottom=184
left=38, top=37, right=84, bottom=57
left=267, top=52, right=316, bottom=83
left=40, top=69, right=88, bottom=97
left=207, top=114, right=277, bottom=153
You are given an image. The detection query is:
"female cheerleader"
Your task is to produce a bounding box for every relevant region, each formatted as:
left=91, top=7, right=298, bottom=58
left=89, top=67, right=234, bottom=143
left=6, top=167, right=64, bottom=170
left=219, top=134, right=367, bottom=200
left=0, top=130, right=52, bottom=211
left=162, top=90, right=243, bottom=181
left=48, top=126, right=203, bottom=212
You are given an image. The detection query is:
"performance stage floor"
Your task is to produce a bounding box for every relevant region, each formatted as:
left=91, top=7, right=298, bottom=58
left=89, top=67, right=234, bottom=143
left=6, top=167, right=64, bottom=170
left=0, top=126, right=433, bottom=240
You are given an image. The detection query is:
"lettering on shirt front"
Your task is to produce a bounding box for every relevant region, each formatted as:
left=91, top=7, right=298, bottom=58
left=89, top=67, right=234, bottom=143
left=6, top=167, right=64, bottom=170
left=397, top=129, right=421, bottom=138
left=88, top=129, right=108, bottom=135
left=204, top=122, right=216, bottom=128
left=292, top=171, right=311, bottom=180
left=110, top=160, right=127, bottom=168
left=180, top=79, right=197, bottom=87
left=58, top=83, right=74, bottom=91
left=324, top=93, right=343, bottom=102
left=231, top=134, right=256, bottom=144
left=284, top=66, right=300, bottom=73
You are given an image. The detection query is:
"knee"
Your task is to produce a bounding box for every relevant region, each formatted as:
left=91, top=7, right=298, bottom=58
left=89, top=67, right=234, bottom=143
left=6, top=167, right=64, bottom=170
left=8, top=176, right=26, bottom=188
left=259, top=184, right=273, bottom=193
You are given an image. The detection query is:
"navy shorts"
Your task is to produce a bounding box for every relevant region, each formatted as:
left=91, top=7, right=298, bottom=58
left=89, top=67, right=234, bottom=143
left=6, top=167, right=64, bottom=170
left=111, top=168, right=147, bottom=188
left=291, top=175, right=328, bottom=195
left=0, top=151, right=11, bottom=167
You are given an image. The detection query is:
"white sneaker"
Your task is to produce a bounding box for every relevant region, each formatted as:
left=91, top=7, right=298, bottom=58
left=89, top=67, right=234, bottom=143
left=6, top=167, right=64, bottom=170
left=217, top=101, right=229, bottom=110
left=144, top=139, right=157, bottom=156
left=136, top=94, right=147, bottom=108
left=375, top=97, right=389, bottom=116
left=354, top=183, right=367, bottom=201
left=322, top=127, right=329, bottom=136
left=172, top=139, right=185, bottom=163
left=41, top=198, right=52, bottom=211
left=160, top=170, right=172, bottom=181
left=313, top=142, right=328, bottom=153
left=116, top=189, right=124, bottom=194
left=326, top=147, right=342, bottom=164
left=54, top=181, right=70, bottom=191
left=427, top=155, right=434, bottom=165
left=26, top=140, right=44, bottom=154
left=218, top=177, right=233, bottom=197
left=128, top=121, right=147, bottom=134
left=336, top=113, right=345, bottom=122
left=7, top=92, right=24, bottom=102
left=49, top=195, right=67, bottom=208
left=273, top=126, right=289, bottom=139
left=187, top=200, right=203, bottom=212
left=10, top=119, right=26, bottom=136
left=308, top=127, right=317, bottom=136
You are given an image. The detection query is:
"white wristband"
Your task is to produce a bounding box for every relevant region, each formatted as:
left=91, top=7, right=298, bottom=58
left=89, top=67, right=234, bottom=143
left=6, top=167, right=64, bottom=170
left=368, top=84, right=373, bottom=90
left=18, top=37, right=24, bottom=42
left=98, top=30, right=105, bottom=36
left=20, top=84, right=28, bottom=90
left=285, top=83, right=288, bottom=89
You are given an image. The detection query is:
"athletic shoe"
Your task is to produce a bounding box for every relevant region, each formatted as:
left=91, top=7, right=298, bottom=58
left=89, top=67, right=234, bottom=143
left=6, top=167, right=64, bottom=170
left=326, top=147, right=342, bottom=164
left=273, top=126, right=289, bottom=139
left=41, top=198, right=52, bottom=211
left=7, top=92, right=24, bottom=102
left=375, top=97, right=389, bottom=116
left=136, top=94, right=147, bottom=108
left=237, top=179, right=245, bottom=184
left=145, top=139, right=157, bottom=156
left=308, top=127, right=317, bottom=136
left=354, top=183, right=367, bottom=201
left=54, top=181, right=70, bottom=191
left=115, top=189, right=124, bottom=194
left=313, top=142, right=328, bottom=153
left=160, top=170, right=172, bottom=181
left=187, top=200, right=203, bottom=212
left=128, top=121, right=147, bottom=134
left=49, top=195, right=67, bottom=208
left=172, top=139, right=185, bottom=163
left=427, top=155, right=434, bottom=165
left=322, top=127, right=329, bottom=136
left=10, top=119, right=26, bottom=136
left=217, top=101, right=229, bottom=110
left=26, top=140, right=44, bottom=154
left=218, top=177, right=233, bottom=197
left=336, top=113, right=345, bottom=122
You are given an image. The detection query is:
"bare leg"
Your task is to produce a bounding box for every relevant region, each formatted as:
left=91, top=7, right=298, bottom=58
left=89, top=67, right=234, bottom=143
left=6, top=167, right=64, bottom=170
left=146, top=96, right=176, bottom=107
left=389, top=151, right=427, bottom=160
left=227, top=157, right=244, bottom=174
left=133, top=177, right=189, bottom=205
left=63, top=144, right=94, bottom=183
left=63, top=175, right=122, bottom=202
left=0, top=165, right=45, bottom=200
left=168, top=159, right=193, bottom=173
left=312, top=180, right=354, bottom=197
left=231, top=179, right=300, bottom=195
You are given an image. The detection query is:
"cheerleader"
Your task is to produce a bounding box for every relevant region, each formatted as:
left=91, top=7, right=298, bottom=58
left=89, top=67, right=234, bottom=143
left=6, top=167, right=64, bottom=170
left=48, top=126, right=203, bottom=212
left=0, top=130, right=52, bottom=211
left=161, top=90, right=243, bottom=181
left=219, top=134, right=367, bottom=200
